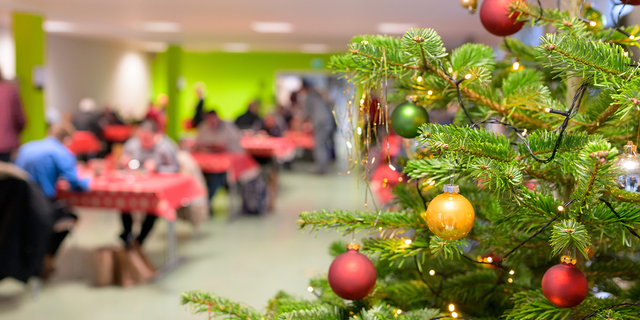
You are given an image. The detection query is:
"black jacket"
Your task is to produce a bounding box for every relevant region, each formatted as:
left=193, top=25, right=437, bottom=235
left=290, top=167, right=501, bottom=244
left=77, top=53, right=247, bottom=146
left=0, top=164, right=54, bottom=283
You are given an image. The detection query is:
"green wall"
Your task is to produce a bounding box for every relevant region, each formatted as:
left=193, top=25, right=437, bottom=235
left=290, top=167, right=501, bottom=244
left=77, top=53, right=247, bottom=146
left=152, top=51, right=333, bottom=129
left=13, top=12, right=46, bottom=142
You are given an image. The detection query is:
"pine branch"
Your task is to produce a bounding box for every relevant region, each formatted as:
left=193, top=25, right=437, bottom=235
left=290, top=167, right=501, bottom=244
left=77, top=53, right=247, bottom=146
left=181, top=291, right=263, bottom=320
left=298, top=209, right=426, bottom=234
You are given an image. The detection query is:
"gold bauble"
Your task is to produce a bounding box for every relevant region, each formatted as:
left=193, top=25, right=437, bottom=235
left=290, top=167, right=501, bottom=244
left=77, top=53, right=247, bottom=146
left=423, top=184, right=475, bottom=240
left=460, top=0, right=478, bottom=13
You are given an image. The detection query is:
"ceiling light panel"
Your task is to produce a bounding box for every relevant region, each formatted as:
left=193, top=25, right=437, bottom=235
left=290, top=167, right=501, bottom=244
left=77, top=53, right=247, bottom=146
left=43, top=21, right=74, bottom=33
left=143, top=22, right=181, bottom=33
left=377, top=23, right=416, bottom=34
left=251, top=22, right=293, bottom=33
left=300, top=44, right=328, bottom=53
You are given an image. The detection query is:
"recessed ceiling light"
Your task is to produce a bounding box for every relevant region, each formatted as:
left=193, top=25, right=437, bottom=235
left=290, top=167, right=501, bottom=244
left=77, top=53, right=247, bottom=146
left=143, top=22, right=180, bottom=33
left=223, top=43, right=250, bottom=52
left=43, top=21, right=74, bottom=33
left=377, top=23, right=416, bottom=34
left=251, top=22, right=293, bottom=33
left=300, top=44, right=328, bottom=53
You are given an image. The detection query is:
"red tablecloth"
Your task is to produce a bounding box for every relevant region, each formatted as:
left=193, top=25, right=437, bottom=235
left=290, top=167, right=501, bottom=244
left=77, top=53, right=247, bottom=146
left=284, top=130, right=315, bottom=150
left=190, top=152, right=260, bottom=182
left=370, top=165, right=403, bottom=204
left=240, top=136, right=296, bottom=161
left=57, top=172, right=205, bottom=221
left=102, top=125, right=135, bottom=143
left=68, top=131, right=101, bottom=155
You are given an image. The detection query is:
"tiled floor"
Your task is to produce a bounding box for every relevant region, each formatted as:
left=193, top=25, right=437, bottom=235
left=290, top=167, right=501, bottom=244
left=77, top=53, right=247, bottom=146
left=0, top=169, right=368, bottom=320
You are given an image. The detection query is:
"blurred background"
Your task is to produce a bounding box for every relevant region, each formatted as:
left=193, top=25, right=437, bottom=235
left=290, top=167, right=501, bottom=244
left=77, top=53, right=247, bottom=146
left=0, top=0, right=639, bottom=319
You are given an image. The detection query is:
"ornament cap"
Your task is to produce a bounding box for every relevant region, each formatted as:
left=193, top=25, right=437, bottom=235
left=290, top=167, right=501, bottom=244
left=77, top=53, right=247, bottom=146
left=346, top=243, right=360, bottom=251
left=624, top=141, right=637, bottom=155
left=405, top=95, right=417, bottom=102
left=560, top=255, right=577, bottom=265
left=442, top=184, right=460, bottom=194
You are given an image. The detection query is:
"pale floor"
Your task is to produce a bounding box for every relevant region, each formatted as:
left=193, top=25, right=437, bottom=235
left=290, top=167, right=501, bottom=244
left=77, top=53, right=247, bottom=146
left=0, top=169, right=369, bottom=320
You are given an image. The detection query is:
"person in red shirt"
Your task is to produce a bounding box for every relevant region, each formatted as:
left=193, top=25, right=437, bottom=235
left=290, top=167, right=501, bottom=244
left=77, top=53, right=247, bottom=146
left=0, top=68, right=25, bottom=162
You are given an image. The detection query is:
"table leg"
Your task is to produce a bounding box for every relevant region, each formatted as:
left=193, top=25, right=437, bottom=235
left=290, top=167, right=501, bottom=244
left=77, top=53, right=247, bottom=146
left=227, top=180, right=241, bottom=221
left=156, top=219, right=185, bottom=277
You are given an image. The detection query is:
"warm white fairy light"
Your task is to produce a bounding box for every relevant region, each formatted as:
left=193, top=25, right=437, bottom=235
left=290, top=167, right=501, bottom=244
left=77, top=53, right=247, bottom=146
left=509, top=270, right=515, bottom=275
left=346, top=141, right=353, bottom=149
left=590, top=21, right=597, bottom=27
left=371, top=157, right=376, bottom=164
left=360, top=98, right=365, bottom=105
left=464, top=74, right=472, bottom=79
left=398, top=177, right=403, bottom=182
left=396, top=309, right=402, bottom=314
left=357, top=127, right=362, bottom=135
left=486, top=257, right=493, bottom=263
left=512, top=61, right=520, bottom=70
left=427, top=90, right=433, bottom=95
left=389, top=164, right=396, bottom=171
left=508, top=278, right=513, bottom=283
left=557, top=205, right=565, bottom=212
left=417, top=76, right=423, bottom=82
left=404, top=239, right=412, bottom=245
left=448, top=67, right=453, bottom=73
left=631, top=35, right=636, bottom=40
left=429, top=270, right=435, bottom=276
left=522, top=129, right=527, bottom=137
left=307, top=286, right=314, bottom=292
left=448, top=304, right=455, bottom=312
left=452, top=312, right=459, bottom=318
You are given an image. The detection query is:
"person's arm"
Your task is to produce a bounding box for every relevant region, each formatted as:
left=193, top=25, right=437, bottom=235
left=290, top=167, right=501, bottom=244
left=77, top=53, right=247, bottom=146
left=56, top=148, right=90, bottom=192
left=12, top=88, right=25, bottom=131
left=192, top=98, right=204, bottom=128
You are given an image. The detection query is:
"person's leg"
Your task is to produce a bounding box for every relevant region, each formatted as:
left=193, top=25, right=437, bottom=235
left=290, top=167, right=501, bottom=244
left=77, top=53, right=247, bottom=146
left=313, top=124, right=333, bottom=173
left=136, top=214, right=158, bottom=245
left=0, top=152, right=11, bottom=162
left=120, top=213, right=133, bottom=244
left=205, top=172, right=227, bottom=214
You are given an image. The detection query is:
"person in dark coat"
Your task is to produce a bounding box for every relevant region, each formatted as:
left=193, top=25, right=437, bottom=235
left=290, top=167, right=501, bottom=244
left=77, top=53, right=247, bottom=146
left=72, top=98, right=102, bottom=138
left=235, top=100, right=263, bottom=131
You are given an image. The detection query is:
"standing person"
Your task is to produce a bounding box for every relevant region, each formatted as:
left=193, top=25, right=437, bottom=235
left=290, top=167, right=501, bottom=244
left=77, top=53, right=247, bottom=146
left=119, top=120, right=179, bottom=247
left=195, top=111, right=244, bottom=211
left=14, top=123, right=90, bottom=278
left=0, top=68, right=25, bottom=162
left=299, top=79, right=334, bottom=174
left=191, top=84, right=206, bottom=128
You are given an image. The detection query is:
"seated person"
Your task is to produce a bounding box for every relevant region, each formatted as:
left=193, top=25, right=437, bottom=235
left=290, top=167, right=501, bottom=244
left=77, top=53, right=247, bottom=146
left=235, top=100, right=263, bottom=132
left=14, top=123, right=90, bottom=278
left=196, top=111, right=243, bottom=212
left=119, top=120, right=179, bottom=247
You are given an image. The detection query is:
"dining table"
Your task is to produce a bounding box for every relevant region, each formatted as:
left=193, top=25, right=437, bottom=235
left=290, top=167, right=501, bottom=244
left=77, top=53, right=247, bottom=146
left=240, top=136, right=296, bottom=162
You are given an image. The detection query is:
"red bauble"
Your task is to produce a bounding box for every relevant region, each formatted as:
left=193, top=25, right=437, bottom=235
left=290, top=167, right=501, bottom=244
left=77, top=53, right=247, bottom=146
left=480, top=0, right=526, bottom=36
left=328, top=245, right=377, bottom=300
left=623, top=0, right=640, bottom=5
left=541, top=262, right=588, bottom=308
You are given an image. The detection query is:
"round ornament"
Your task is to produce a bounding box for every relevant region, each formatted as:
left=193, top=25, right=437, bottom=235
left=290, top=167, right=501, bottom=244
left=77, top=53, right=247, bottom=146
left=327, top=243, right=377, bottom=300
left=390, top=100, right=430, bottom=139
left=423, top=184, right=475, bottom=240
left=460, top=0, right=478, bottom=13
left=542, top=257, right=588, bottom=308
left=615, top=141, right=640, bottom=193
left=480, top=0, right=526, bottom=37
left=622, top=0, right=640, bottom=5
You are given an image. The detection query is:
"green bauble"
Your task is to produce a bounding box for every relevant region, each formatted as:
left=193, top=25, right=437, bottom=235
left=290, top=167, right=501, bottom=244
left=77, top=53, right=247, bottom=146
left=390, top=101, right=430, bottom=138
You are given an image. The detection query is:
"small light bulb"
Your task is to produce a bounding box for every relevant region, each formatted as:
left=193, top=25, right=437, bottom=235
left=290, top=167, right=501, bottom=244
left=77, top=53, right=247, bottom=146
left=362, top=40, right=369, bottom=45
left=464, top=74, right=472, bottom=79
left=624, top=51, right=629, bottom=57
left=452, top=312, right=459, bottom=318
left=371, top=157, right=376, bottom=164
left=379, top=227, right=382, bottom=231
left=357, top=127, right=362, bottom=135
left=449, top=304, right=455, bottom=312
left=396, top=309, right=402, bottom=314
left=448, top=67, right=453, bottom=73
left=360, top=98, right=365, bottom=105
left=307, top=286, right=314, bottom=292
left=509, top=270, right=515, bottom=275
left=544, top=107, right=551, bottom=113
left=486, top=257, right=493, bottom=263
left=590, top=21, right=597, bottom=27
left=558, top=205, right=565, bottom=212
left=417, top=76, right=423, bottom=82
left=398, top=177, right=403, bottom=182
left=404, top=239, right=412, bottom=245
left=427, top=90, right=433, bottom=95
left=508, top=278, right=513, bottom=283
left=631, top=35, right=636, bottom=40
left=346, top=141, right=352, bottom=149
left=512, top=61, right=520, bottom=70
left=522, top=129, right=527, bottom=137
left=389, top=164, right=396, bottom=171
left=428, top=180, right=435, bottom=186
left=429, top=270, right=435, bottom=276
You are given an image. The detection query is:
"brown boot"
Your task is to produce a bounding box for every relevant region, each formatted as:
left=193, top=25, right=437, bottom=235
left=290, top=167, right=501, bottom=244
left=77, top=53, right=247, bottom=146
left=40, top=254, right=56, bottom=280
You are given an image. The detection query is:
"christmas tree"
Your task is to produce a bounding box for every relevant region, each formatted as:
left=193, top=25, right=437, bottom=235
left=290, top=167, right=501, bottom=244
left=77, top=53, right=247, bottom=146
left=182, top=1, right=640, bottom=319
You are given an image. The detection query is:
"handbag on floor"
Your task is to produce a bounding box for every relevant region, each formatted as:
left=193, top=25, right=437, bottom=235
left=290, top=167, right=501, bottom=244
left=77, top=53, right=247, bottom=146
left=240, top=176, right=267, bottom=215
left=93, top=247, right=116, bottom=287
left=113, top=245, right=156, bottom=287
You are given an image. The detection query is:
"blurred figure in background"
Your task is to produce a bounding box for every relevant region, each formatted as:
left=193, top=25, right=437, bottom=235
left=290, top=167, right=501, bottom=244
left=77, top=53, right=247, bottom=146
left=146, top=94, right=168, bottom=133
left=72, top=98, right=101, bottom=138
left=262, top=112, right=287, bottom=137
left=235, top=100, right=263, bottom=132
left=98, top=105, right=123, bottom=127
left=195, top=111, right=243, bottom=211
left=299, top=79, right=334, bottom=174
left=14, top=123, right=90, bottom=278
left=119, top=120, right=179, bottom=247
left=0, top=67, right=25, bottom=162
left=191, top=84, right=206, bottom=128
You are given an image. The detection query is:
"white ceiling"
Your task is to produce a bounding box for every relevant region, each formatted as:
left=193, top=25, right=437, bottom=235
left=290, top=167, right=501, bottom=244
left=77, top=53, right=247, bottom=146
left=0, top=0, right=562, bottom=52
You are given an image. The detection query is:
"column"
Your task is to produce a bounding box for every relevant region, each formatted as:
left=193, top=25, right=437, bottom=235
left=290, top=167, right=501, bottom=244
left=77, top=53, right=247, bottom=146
left=166, top=45, right=182, bottom=141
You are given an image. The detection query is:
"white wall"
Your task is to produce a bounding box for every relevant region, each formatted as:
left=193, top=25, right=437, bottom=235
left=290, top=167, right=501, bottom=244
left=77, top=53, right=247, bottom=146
left=46, top=34, right=153, bottom=120
left=0, top=26, right=15, bottom=80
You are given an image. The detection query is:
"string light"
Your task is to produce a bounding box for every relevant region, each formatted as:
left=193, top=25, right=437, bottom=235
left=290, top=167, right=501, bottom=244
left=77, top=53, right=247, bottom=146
left=346, top=141, right=353, bottom=149
left=448, top=304, right=455, bottom=312
left=396, top=309, right=402, bottom=314
left=464, top=74, right=472, bottom=80
left=307, top=286, right=314, bottom=292
left=486, top=257, right=493, bottom=263
left=360, top=98, right=365, bottom=105
left=417, top=76, right=423, bottom=82
left=509, top=270, right=515, bottom=275
left=429, top=270, right=435, bottom=276
left=631, top=35, right=636, bottom=40
left=371, top=157, right=376, bottom=164
left=521, top=129, right=527, bottom=137
left=452, top=312, right=459, bottom=318
left=590, top=21, right=597, bottom=27
left=508, top=278, right=513, bottom=283
left=404, top=239, right=412, bottom=245
left=448, top=67, right=453, bottom=73
left=427, top=90, right=433, bottom=96
left=544, top=107, right=551, bottom=113
left=624, top=51, right=629, bottom=57
left=557, top=205, right=565, bottom=212
left=357, top=127, right=362, bottom=135
left=512, top=61, right=520, bottom=70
